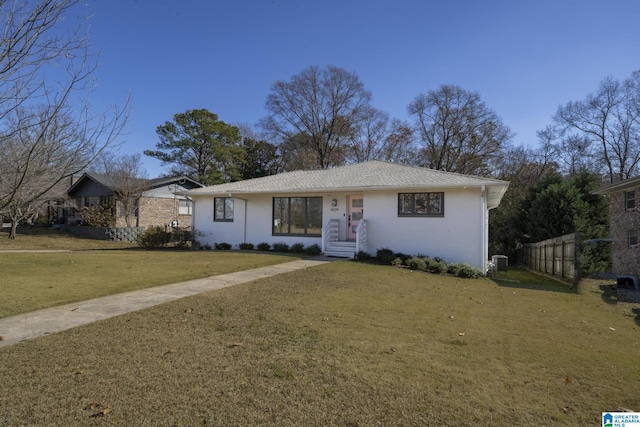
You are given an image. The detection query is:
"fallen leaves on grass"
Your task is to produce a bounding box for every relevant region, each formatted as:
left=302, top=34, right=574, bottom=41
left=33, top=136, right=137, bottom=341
left=91, top=407, right=111, bottom=418
left=83, top=402, right=111, bottom=417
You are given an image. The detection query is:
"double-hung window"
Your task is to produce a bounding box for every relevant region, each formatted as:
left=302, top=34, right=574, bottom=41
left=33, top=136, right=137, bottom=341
left=273, top=197, right=322, bottom=236
left=626, top=190, right=636, bottom=210
left=629, top=229, right=639, bottom=247
left=398, top=192, right=444, bottom=217
left=214, top=197, right=234, bottom=221
left=179, top=199, right=192, bottom=215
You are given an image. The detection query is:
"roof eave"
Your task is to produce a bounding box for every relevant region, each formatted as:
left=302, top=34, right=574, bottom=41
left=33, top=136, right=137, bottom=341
left=188, top=182, right=509, bottom=197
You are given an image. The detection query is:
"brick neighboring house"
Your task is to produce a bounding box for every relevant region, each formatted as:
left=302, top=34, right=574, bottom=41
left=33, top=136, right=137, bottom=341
left=592, top=176, right=640, bottom=277
left=59, top=172, right=203, bottom=228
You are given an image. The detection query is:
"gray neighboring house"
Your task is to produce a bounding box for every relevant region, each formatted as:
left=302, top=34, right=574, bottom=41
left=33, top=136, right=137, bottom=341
left=58, top=172, right=203, bottom=228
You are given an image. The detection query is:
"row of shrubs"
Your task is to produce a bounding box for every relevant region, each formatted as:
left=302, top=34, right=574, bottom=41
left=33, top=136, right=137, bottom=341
left=363, top=248, right=483, bottom=279
left=201, top=241, right=322, bottom=256
left=136, top=228, right=482, bottom=279
left=136, top=226, right=192, bottom=248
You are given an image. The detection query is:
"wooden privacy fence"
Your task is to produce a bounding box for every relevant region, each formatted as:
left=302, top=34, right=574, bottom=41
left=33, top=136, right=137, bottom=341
left=522, top=232, right=579, bottom=282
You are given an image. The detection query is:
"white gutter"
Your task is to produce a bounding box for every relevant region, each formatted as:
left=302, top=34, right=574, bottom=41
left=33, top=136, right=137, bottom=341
left=232, top=194, right=248, bottom=244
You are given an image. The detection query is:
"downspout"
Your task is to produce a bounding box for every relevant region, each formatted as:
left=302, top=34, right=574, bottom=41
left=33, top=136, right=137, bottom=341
left=481, top=185, right=488, bottom=272
left=231, top=193, right=247, bottom=244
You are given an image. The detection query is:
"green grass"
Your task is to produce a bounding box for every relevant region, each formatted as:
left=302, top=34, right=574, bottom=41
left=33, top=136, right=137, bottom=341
left=1, top=262, right=639, bottom=425
left=0, top=226, right=136, bottom=251
left=0, top=228, right=297, bottom=318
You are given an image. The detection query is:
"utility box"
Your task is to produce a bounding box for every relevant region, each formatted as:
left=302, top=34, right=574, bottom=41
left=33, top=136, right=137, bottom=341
left=616, top=276, right=640, bottom=303
left=492, top=255, right=508, bottom=272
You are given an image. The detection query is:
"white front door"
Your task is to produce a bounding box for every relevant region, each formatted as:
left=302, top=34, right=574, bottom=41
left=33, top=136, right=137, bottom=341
left=348, top=195, right=363, bottom=240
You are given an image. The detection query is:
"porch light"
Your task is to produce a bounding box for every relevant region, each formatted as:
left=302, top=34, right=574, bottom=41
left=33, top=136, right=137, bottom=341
left=331, top=198, right=338, bottom=207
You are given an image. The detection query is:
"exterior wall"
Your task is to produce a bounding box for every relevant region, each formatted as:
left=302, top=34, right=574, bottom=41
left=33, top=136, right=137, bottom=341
left=192, top=187, right=487, bottom=269
left=608, top=191, right=640, bottom=276
left=135, top=196, right=192, bottom=228
left=362, top=188, right=484, bottom=267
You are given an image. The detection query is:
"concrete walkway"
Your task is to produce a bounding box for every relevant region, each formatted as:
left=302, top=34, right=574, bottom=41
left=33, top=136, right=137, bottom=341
left=0, top=258, right=329, bottom=349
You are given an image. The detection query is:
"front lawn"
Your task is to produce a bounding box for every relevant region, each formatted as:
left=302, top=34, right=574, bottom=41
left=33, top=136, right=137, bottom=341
left=0, top=250, right=297, bottom=318
left=1, top=262, right=638, bottom=425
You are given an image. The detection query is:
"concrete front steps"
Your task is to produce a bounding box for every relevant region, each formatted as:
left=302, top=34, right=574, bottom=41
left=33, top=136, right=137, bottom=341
left=324, top=241, right=357, bottom=258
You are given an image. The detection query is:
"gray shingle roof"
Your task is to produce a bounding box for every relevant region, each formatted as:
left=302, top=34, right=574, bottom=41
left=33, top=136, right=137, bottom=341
left=188, top=161, right=509, bottom=208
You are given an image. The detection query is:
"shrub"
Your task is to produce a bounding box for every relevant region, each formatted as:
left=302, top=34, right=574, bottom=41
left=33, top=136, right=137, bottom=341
left=355, top=250, right=370, bottom=261
left=239, top=242, right=254, bottom=250
left=406, top=257, right=427, bottom=271
left=272, top=242, right=289, bottom=252
left=257, top=242, right=271, bottom=251
left=169, top=227, right=192, bottom=248
left=305, top=244, right=322, bottom=256
left=376, top=247, right=396, bottom=265
left=452, top=263, right=482, bottom=279
left=425, top=257, right=448, bottom=274
left=78, top=205, right=114, bottom=227
left=203, top=243, right=212, bottom=250
left=136, top=226, right=171, bottom=249
left=290, top=242, right=305, bottom=253
left=391, top=257, right=404, bottom=267
left=393, top=252, right=411, bottom=263
left=447, top=263, right=463, bottom=276
left=215, top=242, right=232, bottom=250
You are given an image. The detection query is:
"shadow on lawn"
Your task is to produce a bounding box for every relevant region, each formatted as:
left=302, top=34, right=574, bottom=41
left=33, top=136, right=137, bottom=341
left=488, top=267, right=577, bottom=294
left=598, top=283, right=618, bottom=305
left=633, top=307, right=640, bottom=328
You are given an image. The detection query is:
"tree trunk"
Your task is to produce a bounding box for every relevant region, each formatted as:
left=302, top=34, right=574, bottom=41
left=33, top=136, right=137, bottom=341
left=8, top=219, right=17, bottom=239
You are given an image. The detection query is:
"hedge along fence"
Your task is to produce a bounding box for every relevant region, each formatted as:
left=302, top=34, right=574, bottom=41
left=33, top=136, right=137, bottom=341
left=66, top=226, right=146, bottom=243
left=521, top=232, right=579, bottom=283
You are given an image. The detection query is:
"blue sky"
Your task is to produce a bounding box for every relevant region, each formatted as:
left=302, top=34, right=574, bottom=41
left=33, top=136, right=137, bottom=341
left=82, top=0, right=640, bottom=177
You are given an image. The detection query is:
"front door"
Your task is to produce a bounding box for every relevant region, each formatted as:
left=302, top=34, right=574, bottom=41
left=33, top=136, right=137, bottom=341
left=348, top=195, right=363, bottom=240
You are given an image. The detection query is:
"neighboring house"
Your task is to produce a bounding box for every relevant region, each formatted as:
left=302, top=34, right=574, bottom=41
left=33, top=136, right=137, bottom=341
left=186, top=161, right=509, bottom=271
left=592, top=177, right=640, bottom=277
left=59, top=172, right=203, bottom=228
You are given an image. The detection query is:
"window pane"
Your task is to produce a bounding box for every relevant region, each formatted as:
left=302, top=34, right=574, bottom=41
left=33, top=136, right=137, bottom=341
left=306, top=197, right=323, bottom=235
left=214, top=198, right=224, bottom=219
left=415, top=193, right=428, bottom=214
left=289, top=197, right=306, bottom=234
left=399, top=194, right=413, bottom=215
left=179, top=199, right=191, bottom=215
left=627, top=191, right=636, bottom=210
left=273, top=197, right=289, bottom=234
left=428, top=193, right=443, bottom=214
left=224, top=198, right=234, bottom=219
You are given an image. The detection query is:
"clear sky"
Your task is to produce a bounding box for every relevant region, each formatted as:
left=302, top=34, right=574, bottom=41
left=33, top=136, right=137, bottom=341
left=81, top=0, right=640, bottom=177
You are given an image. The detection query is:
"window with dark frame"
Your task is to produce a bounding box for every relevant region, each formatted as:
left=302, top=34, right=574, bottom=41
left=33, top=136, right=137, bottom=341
left=626, top=190, right=636, bottom=210
left=214, top=197, right=234, bottom=221
left=179, top=199, right=192, bottom=215
left=629, top=229, right=639, bottom=247
left=398, top=192, right=444, bottom=216
left=272, top=197, right=322, bottom=236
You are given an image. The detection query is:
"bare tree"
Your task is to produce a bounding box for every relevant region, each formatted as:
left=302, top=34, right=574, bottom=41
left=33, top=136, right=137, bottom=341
left=261, top=65, right=372, bottom=169
left=554, top=72, right=640, bottom=183
left=408, top=84, right=513, bottom=176
left=0, top=0, right=129, bottom=238
left=346, top=107, right=417, bottom=164
left=94, top=153, right=148, bottom=227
